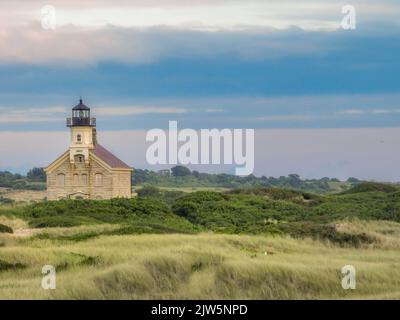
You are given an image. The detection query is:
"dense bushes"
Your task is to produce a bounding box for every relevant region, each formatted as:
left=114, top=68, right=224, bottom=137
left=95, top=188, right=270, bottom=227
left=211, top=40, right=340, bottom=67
left=4, top=183, right=400, bottom=245
left=169, top=186, right=400, bottom=236
left=28, top=216, right=96, bottom=228
left=20, top=197, right=197, bottom=234
left=24, top=197, right=171, bottom=220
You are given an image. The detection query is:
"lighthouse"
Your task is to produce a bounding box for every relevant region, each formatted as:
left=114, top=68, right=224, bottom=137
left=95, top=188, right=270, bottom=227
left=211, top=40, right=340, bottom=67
left=45, top=99, right=133, bottom=200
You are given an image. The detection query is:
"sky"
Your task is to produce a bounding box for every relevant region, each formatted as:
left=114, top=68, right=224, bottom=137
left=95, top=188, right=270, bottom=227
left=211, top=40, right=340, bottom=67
left=0, top=0, right=399, bottom=180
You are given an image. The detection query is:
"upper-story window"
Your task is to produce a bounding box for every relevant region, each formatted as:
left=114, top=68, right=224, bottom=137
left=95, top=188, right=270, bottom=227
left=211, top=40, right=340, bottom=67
left=57, top=173, right=65, bottom=187
left=95, top=173, right=103, bottom=186
left=77, top=134, right=82, bottom=143
left=81, top=174, right=88, bottom=185
left=73, top=174, right=79, bottom=185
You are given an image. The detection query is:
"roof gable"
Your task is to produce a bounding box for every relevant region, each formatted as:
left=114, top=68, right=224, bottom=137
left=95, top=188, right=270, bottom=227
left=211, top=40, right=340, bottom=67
left=45, top=151, right=69, bottom=173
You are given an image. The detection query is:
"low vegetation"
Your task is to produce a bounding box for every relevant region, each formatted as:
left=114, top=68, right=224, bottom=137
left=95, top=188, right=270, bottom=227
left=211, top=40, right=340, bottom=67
left=1, top=182, right=399, bottom=244
left=0, top=231, right=399, bottom=299
left=0, top=223, right=13, bottom=234
left=0, top=182, right=399, bottom=299
left=133, top=167, right=362, bottom=194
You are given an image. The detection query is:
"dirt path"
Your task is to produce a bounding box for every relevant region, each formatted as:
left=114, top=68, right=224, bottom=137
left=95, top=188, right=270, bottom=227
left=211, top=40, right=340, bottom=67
left=12, top=228, right=37, bottom=238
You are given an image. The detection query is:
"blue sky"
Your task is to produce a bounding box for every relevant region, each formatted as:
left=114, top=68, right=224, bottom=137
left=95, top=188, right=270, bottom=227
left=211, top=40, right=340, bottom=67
left=0, top=0, right=400, bottom=179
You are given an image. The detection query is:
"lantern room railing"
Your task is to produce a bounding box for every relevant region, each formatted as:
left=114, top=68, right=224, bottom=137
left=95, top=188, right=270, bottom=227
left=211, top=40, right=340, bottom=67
left=67, top=117, right=96, bottom=127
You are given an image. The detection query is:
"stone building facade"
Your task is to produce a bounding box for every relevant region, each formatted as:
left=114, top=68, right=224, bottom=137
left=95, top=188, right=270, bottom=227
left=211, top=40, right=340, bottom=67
left=45, top=100, right=133, bottom=200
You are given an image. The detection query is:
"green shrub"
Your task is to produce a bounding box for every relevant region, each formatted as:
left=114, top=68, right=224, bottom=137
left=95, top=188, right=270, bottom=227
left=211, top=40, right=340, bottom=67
left=29, top=216, right=84, bottom=228
left=0, top=259, right=26, bottom=271
left=342, top=182, right=398, bottom=194
left=137, top=186, right=162, bottom=198
left=277, top=222, right=376, bottom=247
left=0, top=223, right=13, bottom=233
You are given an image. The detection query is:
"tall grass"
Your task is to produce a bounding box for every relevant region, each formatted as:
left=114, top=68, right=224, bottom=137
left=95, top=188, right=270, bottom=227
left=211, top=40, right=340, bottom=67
left=0, top=228, right=399, bottom=299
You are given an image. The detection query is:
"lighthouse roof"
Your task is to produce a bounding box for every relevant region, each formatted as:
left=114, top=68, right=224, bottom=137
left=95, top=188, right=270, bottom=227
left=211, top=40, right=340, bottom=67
left=72, top=99, right=90, bottom=111
left=92, top=144, right=131, bottom=169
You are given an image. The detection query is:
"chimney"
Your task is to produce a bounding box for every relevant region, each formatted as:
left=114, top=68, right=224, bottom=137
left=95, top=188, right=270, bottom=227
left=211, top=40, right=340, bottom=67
left=92, top=128, right=98, bottom=145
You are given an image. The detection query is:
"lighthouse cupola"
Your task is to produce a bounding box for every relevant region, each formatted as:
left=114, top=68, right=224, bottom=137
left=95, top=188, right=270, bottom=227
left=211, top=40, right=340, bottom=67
left=67, top=99, right=97, bottom=164
left=67, top=99, right=96, bottom=127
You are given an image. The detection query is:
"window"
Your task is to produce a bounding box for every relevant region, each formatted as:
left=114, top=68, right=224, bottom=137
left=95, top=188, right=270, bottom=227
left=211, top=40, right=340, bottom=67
left=77, top=134, right=82, bottom=143
left=81, top=174, right=88, bottom=185
left=74, top=154, right=84, bottom=163
left=95, top=173, right=103, bottom=186
left=73, top=174, right=79, bottom=185
left=57, top=173, right=65, bottom=187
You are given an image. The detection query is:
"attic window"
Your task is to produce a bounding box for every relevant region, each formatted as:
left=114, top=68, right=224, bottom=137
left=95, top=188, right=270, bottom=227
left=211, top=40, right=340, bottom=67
left=77, top=134, right=82, bottom=143
left=75, top=155, right=84, bottom=163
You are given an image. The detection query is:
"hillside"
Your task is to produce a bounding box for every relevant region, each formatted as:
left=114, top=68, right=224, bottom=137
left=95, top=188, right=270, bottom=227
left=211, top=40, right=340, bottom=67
left=1, top=182, right=399, bottom=244
left=1, top=183, right=399, bottom=299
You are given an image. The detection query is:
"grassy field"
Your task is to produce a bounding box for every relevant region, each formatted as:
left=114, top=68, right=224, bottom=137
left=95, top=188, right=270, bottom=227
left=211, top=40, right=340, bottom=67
left=0, top=218, right=399, bottom=299
left=0, top=183, right=399, bottom=299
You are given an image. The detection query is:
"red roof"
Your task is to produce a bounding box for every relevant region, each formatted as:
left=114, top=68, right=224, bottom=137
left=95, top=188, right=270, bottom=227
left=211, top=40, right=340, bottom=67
left=91, top=144, right=131, bottom=169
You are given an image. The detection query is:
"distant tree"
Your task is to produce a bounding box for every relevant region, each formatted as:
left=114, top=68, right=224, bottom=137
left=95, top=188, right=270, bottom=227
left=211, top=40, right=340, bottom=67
left=158, top=169, right=171, bottom=176
left=0, top=171, right=24, bottom=188
left=192, top=170, right=200, bottom=178
left=347, top=177, right=360, bottom=183
left=171, top=166, right=191, bottom=177
left=287, top=174, right=302, bottom=187
left=132, top=169, right=150, bottom=184
left=27, top=167, right=46, bottom=182
left=137, top=186, right=161, bottom=197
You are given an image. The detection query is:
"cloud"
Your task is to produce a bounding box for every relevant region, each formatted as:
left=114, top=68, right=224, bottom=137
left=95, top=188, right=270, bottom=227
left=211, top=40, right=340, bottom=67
left=337, top=109, right=364, bottom=115
left=0, top=0, right=398, bottom=66
left=0, top=115, right=63, bottom=124
left=0, top=107, right=66, bottom=123
left=2, top=94, right=400, bottom=130
left=95, top=106, right=187, bottom=116
left=372, top=109, right=391, bottom=114
left=256, top=114, right=329, bottom=122
left=336, top=108, right=400, bottom=115
left=2, top=0, right=399, bottom=30
left=0, top=24, right=333, bottom=65
left=205, top=108, right=224, bottom=113
left=0, top=104, right=186, bottom=123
